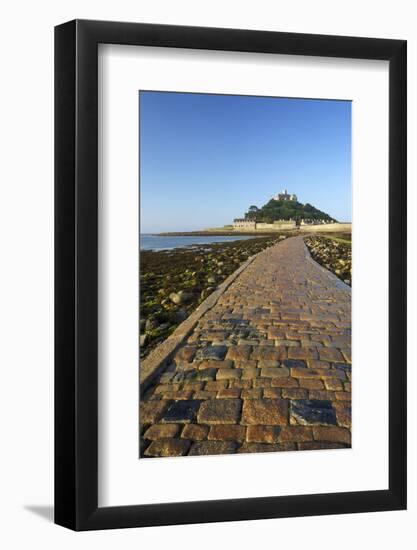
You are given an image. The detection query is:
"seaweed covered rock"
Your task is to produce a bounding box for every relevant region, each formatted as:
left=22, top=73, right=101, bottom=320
left=304, top=236, right=351, bottom=286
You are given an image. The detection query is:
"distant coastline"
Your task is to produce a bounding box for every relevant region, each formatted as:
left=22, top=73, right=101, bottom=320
left=154, top=222, right=351, bottom=237
left=140, top=234, right=255, bottom=251
left=154, top=230, right=282, bottom=237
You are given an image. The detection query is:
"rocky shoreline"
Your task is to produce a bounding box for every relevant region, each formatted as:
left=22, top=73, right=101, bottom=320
left=155, top=230, right=289, bottom=236
left=140, top=235, right=293, bottom=358
left=304, top=235, right=351, bottom=286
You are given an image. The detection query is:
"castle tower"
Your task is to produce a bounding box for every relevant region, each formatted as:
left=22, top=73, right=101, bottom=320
left=274, top=189, right=296, bottom=201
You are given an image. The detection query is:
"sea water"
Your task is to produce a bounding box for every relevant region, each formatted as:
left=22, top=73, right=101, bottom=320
left=140, top=234, right=253, bottom=251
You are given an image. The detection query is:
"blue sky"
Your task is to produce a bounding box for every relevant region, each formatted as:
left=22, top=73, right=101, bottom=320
left=140, top=91, right=351, bottom=233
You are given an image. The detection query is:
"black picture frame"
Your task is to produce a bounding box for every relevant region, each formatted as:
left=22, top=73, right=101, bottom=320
left=55, top=19, right=407, bottom=531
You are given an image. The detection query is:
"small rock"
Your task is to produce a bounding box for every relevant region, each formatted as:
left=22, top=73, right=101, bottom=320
left=201, top=287, right=215, bottom=300
left=145, top=317, right=159, bottom=331
left=169, top=290, right=192, bottom=304
left=175, top=309, right=188, bottom=322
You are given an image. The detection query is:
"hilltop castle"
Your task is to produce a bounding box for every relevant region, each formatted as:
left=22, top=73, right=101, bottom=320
left=232, top=190, right=336, bottom=230
left=273, top=189, right=297, bottom=202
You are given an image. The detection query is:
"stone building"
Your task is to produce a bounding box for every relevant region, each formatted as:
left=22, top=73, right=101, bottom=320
left=256, top=220, right=296, bottom=230
left=233, top=218, right=256, bottom=229
left=233, top=218, right=296, bottom=230
left=273, top=189, right=297, bottom=202
left=300, top=218, right=335, bottom=225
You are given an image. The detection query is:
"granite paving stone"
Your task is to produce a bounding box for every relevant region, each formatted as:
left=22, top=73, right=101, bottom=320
left=217, top=388, right=241, bottom=399
left=246, top=425, right=281, bottom=443
left=195, top=345, right=228, bottom=361
left=216, top=368, right=242, bottom=380
left=263, top=388, right=282, bottom=398
left=282, top=388, right=308, bottom=399
left=260, top=367, right=290, bottom=378
left=160, top=400, right=202, bottom=424
left=241, top=399, right=289, bottom=425
left=197, top=399, right=242, bottom=424
left=241, top=388, right=263, bottom=399
left=181, top=424, right=209, bottom=440
left=271, top=377, right=299, bottom=388
left=208, top=425, right=246, bottom=441
left=282, top=359, right=308, bottom=369
left=298, top=441, right=347, bottom=450
left=238, top=442, right=297, bottom=453
left=290, top=399, right=337, bottom=426
left=189, top=441, right=238, bottom=455
left=143, top=424, right=180, bottom=440
left=313, top=426, right=351, bottom=445
left=140, top=401, right=170, bottom=425
left=332, top=402, right=351, bottom=428
left=279, top=426, right=313, bottom=443
left=193, top=390, right=218, bottom=400
left=144, top=438, right=191, bottom=457
left=196, top=368, right=217, bottom=381
left=299, top=379, right=324, bottom=390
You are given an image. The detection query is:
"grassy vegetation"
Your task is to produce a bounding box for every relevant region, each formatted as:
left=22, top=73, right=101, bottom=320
left=321, top=233, right=352, bottom=245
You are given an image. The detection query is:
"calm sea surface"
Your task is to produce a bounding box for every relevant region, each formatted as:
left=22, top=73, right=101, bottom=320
left=140, top=234, right=253, bottom=251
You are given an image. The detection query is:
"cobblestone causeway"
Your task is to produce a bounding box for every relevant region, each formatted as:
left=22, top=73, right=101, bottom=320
left=140, top=236, right=351, bottom=457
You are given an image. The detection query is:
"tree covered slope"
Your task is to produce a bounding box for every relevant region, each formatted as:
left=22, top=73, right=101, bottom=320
left=248, top=199, right=336, bottom=223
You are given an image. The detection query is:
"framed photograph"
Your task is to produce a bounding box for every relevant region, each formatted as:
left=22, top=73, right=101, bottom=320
left=55, top=20, right=406, bottom=530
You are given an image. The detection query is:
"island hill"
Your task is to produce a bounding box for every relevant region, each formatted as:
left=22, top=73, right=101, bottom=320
left=232, top=189, right=337, bottom=231
left=157, top=189, right=350, bottom=236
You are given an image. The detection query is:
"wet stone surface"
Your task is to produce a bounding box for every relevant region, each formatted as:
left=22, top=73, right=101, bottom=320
left=290, top=400, right=337, bottom=426
left=282, top=359, right=308, bottom=369
left=140, top=236, right=351, bottom=457
left=160, top=400, right=202, bottom=424
left=195, top=345, right=228, bottom=362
